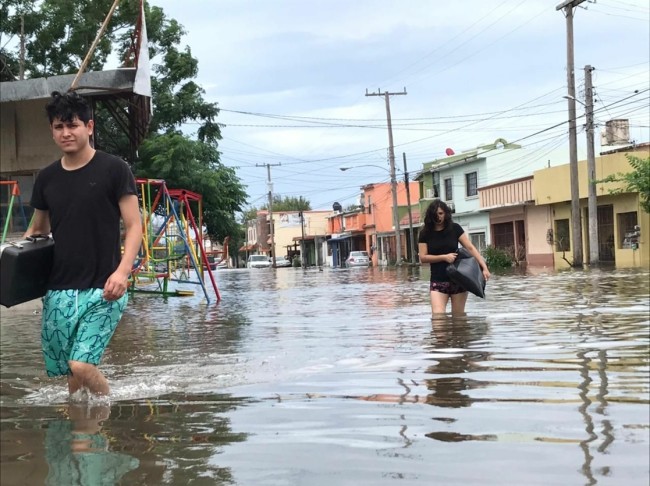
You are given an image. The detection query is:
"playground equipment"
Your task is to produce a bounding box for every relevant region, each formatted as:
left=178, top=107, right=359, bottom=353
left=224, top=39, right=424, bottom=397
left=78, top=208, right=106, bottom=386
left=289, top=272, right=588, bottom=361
left=131, top=179, right=221, bottom=302
left=1, top=181, right=29, bottom=244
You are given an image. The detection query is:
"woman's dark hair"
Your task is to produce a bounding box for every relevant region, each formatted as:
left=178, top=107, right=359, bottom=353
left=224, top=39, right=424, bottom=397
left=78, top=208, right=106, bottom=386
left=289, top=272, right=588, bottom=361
left=45, top=90, right=92, bottom=125
left=424, top=199, right=453, bottom=230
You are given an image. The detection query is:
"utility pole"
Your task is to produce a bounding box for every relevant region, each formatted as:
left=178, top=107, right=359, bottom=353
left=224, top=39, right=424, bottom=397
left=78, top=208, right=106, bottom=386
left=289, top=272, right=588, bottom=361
left=299, top=211, right=307, bottom=269
left=557, top=0, right=586, bottom=267
left=19, top=15, right=25, bottom=80
left=584, top=64, right=599, bottom=265
left=403, top=152, right=417, bottom=265
left=257, top=163, right=281, bottom=268
left=366, top=87, right=407, bottom=265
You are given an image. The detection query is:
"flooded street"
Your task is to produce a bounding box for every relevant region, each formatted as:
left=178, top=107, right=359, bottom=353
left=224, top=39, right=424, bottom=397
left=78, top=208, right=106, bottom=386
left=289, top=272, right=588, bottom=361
left=1, top=266, right=649, bottom=485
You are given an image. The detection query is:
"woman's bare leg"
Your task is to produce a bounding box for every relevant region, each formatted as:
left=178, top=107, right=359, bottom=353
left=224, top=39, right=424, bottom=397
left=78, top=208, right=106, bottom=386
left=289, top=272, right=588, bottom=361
left=450, top=292, right=468, bottom=316
left=430, top=291, right=450, bottom=315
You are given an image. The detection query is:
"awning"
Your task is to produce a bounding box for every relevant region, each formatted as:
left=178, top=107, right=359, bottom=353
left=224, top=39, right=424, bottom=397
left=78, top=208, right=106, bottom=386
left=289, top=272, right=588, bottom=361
left=292, top=234, right=323, bottom=242
left=238, top=244, right=258, bottom=252
left=327, top=235, right=351, bottom=243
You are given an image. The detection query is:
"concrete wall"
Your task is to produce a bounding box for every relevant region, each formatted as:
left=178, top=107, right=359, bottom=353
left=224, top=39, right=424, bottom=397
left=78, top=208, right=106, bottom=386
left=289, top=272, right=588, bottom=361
left=454, top=212, right=491, bottom=246
left=535, top=146, right=649, bottom=269
left=533, top=148, right=648, bottom=204
left=272, top=211, right=330, bottom=257
left=1, top=99, right=58, bottom=174
left=526, top=205, right=554, bottom=267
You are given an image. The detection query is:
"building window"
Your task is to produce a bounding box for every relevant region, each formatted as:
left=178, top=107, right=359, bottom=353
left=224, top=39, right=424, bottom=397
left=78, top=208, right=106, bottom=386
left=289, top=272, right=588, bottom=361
left=618, top=212, right=638, bottom=248
left=492, top=222, right=514, bottom=249
left=470, top=232, right=486, bottom=252
left=555, top=219, right=570, bottom=251
left=465, top=172, right=478, bottom=197
left=444, top=178, right=453, bottom=201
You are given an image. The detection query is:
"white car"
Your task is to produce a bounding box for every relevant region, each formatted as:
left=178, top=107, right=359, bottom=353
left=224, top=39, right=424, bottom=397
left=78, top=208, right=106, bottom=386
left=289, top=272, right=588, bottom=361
left=273, top=255, right=292, bottom=267
left=247, top=255, right=271, bottom=268
left=345, top=250, right=370, bottom=267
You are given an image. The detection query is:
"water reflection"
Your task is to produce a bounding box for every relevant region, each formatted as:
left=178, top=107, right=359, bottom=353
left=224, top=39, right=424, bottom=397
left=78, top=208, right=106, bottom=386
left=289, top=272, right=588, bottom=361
left=44, top=404, right=138, bottom=486
left=423, top=315, right=489, bottom=409
left=107, top=393, right=249, bottom=485
left=1, top=267, right=648, bottom=485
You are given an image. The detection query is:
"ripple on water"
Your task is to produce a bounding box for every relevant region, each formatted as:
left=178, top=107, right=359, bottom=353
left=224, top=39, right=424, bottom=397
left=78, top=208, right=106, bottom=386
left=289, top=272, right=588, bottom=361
left=0, top=266, right=648, bottom=485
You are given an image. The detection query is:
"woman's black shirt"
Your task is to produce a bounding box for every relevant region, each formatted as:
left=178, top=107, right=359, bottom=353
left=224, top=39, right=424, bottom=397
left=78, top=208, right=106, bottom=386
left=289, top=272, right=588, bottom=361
left=418, top=222, right=464, bottom=282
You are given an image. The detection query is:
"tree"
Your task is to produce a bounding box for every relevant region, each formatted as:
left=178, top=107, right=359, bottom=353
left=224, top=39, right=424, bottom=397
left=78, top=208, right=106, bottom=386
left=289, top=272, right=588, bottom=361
left=1, top=0, right=247, bottom=241
left=261, top=195, right=311, bottom=212
left=596, top=155, right=650, bottom=213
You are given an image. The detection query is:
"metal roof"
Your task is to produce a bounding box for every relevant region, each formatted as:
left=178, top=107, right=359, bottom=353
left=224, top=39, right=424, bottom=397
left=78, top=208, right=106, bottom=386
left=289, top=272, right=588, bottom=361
left=0, top=69, right=138, bottom=103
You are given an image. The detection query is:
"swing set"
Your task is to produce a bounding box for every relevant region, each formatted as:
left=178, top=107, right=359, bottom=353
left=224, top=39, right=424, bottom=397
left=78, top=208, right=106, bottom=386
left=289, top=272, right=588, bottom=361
left=130, top=178, right=221, bottom=303
left=1, top=181, right=29, bottom=244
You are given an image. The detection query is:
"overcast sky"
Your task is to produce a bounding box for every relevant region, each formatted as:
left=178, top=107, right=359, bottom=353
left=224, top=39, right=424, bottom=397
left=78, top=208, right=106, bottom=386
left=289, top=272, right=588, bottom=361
left=149, top=0, right=649, bottom=211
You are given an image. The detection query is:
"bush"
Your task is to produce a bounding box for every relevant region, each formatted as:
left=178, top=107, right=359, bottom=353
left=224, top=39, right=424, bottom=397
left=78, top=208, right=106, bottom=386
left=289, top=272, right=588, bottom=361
left=483, top=246, right=513, bottom=269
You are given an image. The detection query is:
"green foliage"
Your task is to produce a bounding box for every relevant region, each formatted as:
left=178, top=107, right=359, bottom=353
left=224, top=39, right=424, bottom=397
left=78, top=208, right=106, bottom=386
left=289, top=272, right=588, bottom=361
left=345, top=203, right=362, bottom=212
left=239, top=207, right=259, bottom=224
left=2, top=1, right=247, bottom=242
left=135, top=133, right=246, bottom=242
left=261, top=196, right=312, bottom=212
left=483, top=246, right=513, bottom=269
left=1, top=0, right=140, bottom=78
left=595, top=155, right=650, bottom=213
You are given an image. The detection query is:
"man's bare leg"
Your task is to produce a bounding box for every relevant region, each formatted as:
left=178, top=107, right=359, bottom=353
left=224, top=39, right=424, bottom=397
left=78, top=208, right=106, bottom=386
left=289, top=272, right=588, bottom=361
left=67, top=373, right=83, bottom=395
left=68, top=361, right=110, bottom=396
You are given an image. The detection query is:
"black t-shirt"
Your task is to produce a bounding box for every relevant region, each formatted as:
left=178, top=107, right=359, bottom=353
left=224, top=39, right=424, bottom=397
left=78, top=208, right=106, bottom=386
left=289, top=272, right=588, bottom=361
left=31, top=151, right=138, bottom=290
left=418, top=222, right=465, bottom=282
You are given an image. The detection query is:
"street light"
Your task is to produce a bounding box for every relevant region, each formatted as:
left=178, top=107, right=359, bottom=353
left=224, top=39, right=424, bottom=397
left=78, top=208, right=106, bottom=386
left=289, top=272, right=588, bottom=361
left=340, top=164, right=402, bottom=265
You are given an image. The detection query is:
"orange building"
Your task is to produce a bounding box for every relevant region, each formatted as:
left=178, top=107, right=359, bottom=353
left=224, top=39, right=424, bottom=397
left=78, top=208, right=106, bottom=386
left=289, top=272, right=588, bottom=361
left=326, top=179, right=420, bottom=267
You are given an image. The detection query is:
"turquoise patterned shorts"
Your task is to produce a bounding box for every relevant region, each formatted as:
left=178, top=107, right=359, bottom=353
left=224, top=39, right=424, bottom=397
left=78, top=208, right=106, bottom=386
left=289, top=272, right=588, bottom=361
left=41, top=289, right=127, bottom=377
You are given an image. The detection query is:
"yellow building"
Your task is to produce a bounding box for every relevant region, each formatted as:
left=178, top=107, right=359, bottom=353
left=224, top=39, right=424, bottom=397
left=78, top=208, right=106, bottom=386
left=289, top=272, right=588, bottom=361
left=271, top=211, right=330, bottom=265
left=534, top=144, right=649, bottom=269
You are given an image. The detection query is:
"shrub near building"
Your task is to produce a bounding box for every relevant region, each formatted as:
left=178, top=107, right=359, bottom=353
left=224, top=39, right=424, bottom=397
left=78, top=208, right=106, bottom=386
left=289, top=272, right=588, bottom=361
left=483, top=246, right=513, bottom=269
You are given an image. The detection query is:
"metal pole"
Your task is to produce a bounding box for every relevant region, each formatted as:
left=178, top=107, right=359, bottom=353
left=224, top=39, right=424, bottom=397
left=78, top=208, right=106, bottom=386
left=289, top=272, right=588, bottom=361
left=70, top=0, right=121, bottom=90
left=585, top=65, right=599, bottom=264
left=403, top=152, right=417, bottom=265
left=19, top=16, right=25, bottom=80
left=300, top=211, right=307, bottom=268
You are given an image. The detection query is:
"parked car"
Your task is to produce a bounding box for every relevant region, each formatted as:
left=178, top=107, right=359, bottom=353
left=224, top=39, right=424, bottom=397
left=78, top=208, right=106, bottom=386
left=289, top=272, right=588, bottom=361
left=247, top=254, right=272, bottom=268
left=345, top=250, right=370, bottom=267
left=273, top=255, right=292, bottom=267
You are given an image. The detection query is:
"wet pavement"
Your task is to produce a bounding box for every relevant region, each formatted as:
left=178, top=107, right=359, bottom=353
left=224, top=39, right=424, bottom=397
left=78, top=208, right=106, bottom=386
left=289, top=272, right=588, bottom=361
left=1, top=266, right=649, bottom=485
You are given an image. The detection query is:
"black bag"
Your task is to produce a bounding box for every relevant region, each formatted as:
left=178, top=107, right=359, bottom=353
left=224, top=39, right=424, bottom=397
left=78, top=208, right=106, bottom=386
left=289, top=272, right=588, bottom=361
left=446, top=247, right=486, bottom=298
left=0, top=234, right=54, bottom=308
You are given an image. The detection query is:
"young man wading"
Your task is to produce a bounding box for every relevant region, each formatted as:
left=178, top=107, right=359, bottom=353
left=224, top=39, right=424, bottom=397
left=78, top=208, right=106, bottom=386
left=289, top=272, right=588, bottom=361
left=25, top=90, right=142, bottom=398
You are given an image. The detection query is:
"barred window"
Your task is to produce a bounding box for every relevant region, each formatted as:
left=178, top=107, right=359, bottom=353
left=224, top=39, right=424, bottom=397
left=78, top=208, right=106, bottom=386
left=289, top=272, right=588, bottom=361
left=555, top=219, right=570, bottom=251
left=465, top=172, right=478, bottom=197
left=444, top=178, right=453, bottom=201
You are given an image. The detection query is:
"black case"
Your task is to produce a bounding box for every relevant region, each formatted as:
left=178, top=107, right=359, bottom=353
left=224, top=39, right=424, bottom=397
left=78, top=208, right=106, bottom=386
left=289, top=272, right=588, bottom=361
left=0, top=235, right=54, bottom=308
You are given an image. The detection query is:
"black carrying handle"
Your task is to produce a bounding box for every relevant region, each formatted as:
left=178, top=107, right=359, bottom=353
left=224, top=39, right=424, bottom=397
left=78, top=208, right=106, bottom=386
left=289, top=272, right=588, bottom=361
left=26, top=234, right=51, bottom=242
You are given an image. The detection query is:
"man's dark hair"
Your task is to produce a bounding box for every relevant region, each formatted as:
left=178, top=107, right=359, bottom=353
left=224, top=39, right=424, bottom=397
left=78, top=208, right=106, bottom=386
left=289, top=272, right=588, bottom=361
left=45, top=90, right=92, bottom=125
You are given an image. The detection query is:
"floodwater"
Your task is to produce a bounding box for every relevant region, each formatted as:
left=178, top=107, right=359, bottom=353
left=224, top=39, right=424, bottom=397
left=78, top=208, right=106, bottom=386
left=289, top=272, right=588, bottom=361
left=1, top=265, right=649, bottom=486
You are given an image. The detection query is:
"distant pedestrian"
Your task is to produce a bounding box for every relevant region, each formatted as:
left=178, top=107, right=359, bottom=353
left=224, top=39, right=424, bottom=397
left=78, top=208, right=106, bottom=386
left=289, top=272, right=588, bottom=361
left=25, top=90, right=142, bottom=398
left=418, top=200, right=490, bottom=316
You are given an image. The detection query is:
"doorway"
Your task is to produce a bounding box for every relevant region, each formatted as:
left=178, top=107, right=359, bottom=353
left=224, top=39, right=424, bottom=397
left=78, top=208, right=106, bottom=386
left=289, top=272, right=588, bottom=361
left=597, top=205, right=615, bottom=262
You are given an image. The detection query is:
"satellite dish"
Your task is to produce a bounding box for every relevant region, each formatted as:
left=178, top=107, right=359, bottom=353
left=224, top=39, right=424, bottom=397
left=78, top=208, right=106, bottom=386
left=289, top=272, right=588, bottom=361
left=333, top=202, right=342, bottom=212
left=445, top=148, right=455, bottom=156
